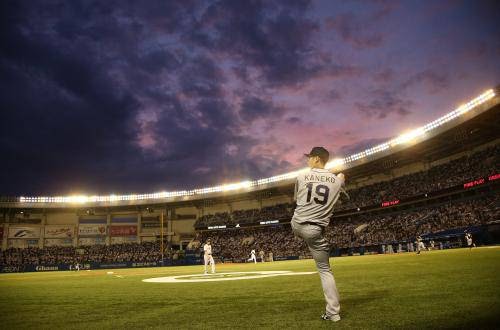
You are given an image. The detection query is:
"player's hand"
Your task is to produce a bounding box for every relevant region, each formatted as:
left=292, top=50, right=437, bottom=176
left=329, top=169, right=345, bottom=180
left=337, top=173, right=345, bottom=184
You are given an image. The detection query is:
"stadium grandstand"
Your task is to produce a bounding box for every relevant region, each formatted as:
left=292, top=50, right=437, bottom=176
left=1, top=87, right=499, bottom=272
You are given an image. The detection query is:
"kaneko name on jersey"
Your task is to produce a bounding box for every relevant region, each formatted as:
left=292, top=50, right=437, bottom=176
left=304, top=174, right=336, bottom=183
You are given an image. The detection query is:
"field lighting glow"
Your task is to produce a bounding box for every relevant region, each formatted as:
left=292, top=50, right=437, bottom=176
left=390, top=128, right=426, bottom=146
left=17, top=88, right=496, bottom=205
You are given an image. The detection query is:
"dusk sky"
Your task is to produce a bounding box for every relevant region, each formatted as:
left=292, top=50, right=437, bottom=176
left=1, top=0, right=499, bottom=196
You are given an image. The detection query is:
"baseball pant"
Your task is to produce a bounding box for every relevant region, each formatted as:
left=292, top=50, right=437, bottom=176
left=204, top=255, right=215, bottom=273
left=292, top=221, right=340, bottom=317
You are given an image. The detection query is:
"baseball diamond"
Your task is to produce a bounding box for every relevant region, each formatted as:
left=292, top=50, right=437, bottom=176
left=142, top=271, right=317, bottom=283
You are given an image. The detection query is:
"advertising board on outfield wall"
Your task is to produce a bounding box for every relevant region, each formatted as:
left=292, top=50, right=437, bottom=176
left=110, top=225, right=137, bottom=236
left=45, top=225, right=75, bottom=238
left=78, top=224, right=107, bottom=236
left=8, top=226, right=40, bottom=238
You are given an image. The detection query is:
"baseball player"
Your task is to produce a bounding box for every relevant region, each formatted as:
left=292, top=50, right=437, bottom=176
left=203, top=239, right=215, bottom=274
left=465, top=232, right=474, bottom=249
left=248, top=249, right=257, bottom=263
left=291, top=147, right=344, bottom=322
left=259, top=249, right=265, bottom=262
left=416, top=236, right=426, bottom=254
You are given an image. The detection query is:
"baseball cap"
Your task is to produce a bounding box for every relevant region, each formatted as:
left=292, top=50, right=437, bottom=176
left=304, top=146, right=329, bottom=164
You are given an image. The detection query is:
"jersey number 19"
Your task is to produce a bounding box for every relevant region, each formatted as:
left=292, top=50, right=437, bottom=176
left=305, top=183, right=330, bottom=205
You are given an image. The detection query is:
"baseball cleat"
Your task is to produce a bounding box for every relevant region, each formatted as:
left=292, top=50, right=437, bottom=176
left=321, top=313, right=341, bottom=322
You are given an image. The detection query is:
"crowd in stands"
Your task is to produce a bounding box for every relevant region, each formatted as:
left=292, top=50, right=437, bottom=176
left=327, top=195, right=498, bottom=248
left=194, top=144, right=499, bottom=228
left=196, top=226, right=308, bottom=261
left=1, top=194, right=498, bottom=268
left=337, top=144, right=499, bottom=210
left=0, top=242, right=162, bottom=268
left=195, top=203, right=294, bottom=228
left=195, top=212, right=232, bottom=228
left=197, top=194, right=499, bottom=260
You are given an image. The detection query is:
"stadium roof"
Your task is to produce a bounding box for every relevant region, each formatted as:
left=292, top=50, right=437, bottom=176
left=1, top=86, right=499, bottom=209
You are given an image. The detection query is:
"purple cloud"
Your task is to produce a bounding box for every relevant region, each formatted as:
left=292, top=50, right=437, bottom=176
left=356, top=90, right=413, bottom=119
left=0, top=0, right=498, bottom=195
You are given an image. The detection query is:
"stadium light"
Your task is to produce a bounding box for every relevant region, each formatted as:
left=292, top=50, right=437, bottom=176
left=72, top=195, right=89, bottom=204
left=14, top=88, right=496, bottom=205
left=390, top=128, right=426, bottom=146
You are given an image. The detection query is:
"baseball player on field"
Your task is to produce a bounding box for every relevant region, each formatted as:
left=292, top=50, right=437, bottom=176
left=416, top=235, right=426, bottom=254
left=259, top=249, right=265, bottom=262
left=203, top=239, right=215, bottom=274
left=465, top=232, right=475, bottom=249
left=291, top=147, right=345, bottom=322
left=248, top=249, right=257, bottom=263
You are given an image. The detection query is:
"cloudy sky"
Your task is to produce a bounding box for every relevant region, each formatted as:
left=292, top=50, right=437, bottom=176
left=1, top=0, right=499, bottom=196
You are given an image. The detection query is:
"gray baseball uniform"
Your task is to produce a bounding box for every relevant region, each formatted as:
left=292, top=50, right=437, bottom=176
left=291, top=168, right=343, bottom=318
left=293, top=168, right=343, bottom=226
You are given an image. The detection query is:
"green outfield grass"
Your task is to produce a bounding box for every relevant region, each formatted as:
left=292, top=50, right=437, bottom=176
left=1, top=247, right=499, bottom=329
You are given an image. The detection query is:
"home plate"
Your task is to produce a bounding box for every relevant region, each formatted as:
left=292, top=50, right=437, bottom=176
left=142, top=271, right=316, bottom=283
